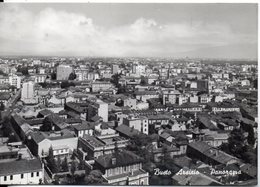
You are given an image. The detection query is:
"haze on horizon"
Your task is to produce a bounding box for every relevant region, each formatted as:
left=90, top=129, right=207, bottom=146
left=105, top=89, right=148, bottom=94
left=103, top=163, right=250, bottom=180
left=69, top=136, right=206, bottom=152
left=0, top=3, right=257, bottom=59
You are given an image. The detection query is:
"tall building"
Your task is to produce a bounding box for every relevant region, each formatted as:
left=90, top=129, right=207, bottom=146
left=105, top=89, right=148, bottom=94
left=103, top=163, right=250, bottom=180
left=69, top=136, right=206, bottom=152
left=21, top=81, right=34, bottom=103
left=197, top=79, right=209, bottom=90
left=87, top=99, right=108, bottom=122
left=112, top=64, right=119, bottom=74
left=135, top=65, right=146, bottom=76
left=8, top=73, right=21, bottom=89
left=74, top=68, right=88, bottom=81
left=56, top=65, right=73, bottom=80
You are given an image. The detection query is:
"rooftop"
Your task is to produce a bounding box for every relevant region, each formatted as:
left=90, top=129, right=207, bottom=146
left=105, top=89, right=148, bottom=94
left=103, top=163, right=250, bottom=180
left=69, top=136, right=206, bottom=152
left=115, top=125, right=140, bottom=138
left=95, top=150, right=143, bottom=169
left=0, top=159, right=42, bottom=176
left=188, top=141, right=238, bottom=165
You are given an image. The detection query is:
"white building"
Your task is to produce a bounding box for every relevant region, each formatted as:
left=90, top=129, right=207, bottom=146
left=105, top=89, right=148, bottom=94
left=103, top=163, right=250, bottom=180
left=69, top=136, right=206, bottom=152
left=21, top=81, right=35, bottom=103
left=112, top=64, right=119, bottom=74
left=241, top=80, right=250, bottom=87
left=8, top=73, right=21, bottom=88
left=34, top=74, right=47, bottom=83
left=0, top=159, right=43, bottom=185
left=0, top=75, right=9, bottom=84
left=135, top=65, right=146, bottom=76
left=90, top=99, right=108, bottom=122
left=123, top=116, right=149, bottom=135
left=75, top=68, right=88, bottom=81
left=56, top=65, right=73, bottom=80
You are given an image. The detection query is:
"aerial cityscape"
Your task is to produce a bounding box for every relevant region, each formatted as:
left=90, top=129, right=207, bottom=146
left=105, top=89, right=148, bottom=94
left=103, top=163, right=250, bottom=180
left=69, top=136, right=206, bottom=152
left=0, top=3, right=258, bottom=186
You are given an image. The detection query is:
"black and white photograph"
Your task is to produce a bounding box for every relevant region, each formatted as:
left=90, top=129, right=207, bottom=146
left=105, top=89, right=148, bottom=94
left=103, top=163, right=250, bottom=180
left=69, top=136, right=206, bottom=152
left=0, top=2, right=258, bottom=186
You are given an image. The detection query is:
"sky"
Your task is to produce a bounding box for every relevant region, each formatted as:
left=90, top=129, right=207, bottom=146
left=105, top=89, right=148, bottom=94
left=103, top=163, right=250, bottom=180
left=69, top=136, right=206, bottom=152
left=0, top=3, right=257, bottom=59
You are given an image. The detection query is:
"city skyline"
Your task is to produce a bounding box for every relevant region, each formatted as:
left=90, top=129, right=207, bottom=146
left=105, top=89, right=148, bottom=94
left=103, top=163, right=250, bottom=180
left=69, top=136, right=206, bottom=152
left=0, top=3, right=257, bottom=59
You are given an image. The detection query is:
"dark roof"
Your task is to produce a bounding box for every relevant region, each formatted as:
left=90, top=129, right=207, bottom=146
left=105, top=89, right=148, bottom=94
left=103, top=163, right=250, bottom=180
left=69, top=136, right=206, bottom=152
left=0, top=93, right=11, bottom=100
left=38, top=109, right=53, bottom=116
left=58, top=110, right=67, bottom=115
left=172, top=156, right=194, bottom=168
left=134, top=91, right=158, bottom=95
left=73, top=123, right=94, bottom=131
left=100, top=122, right=109, bottom=129
left=26, top=119, right=44, bottom=126
left=0, top=84, right=10, bottom=90
left=95, top=150, right=143, bottom=169
left=116, top=125, right=140, bottom=138
left=241, top=118, right=256, bottom=126
left=240, top=163, right=257, bottom=178
left=0, top=159, right=42, bottom=176
left=172, top=167, right=222, bottom=185
left=30, top=131, right=46, bottom=143
left=188, top=141, right=238, bottom=165
left=198, top=115, right=219, bottom=130
left=207, top=101, right=239, bottom=108
left=64, top=118, right=82, bottom=124
left=91, top=115, right=102, bottom=122
left=11, top=114, right=26, bottom=126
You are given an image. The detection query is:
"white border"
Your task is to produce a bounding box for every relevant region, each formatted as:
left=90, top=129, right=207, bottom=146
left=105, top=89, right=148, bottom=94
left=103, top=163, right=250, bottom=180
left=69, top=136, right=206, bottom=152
left=3, top=0, right=259, bottom=3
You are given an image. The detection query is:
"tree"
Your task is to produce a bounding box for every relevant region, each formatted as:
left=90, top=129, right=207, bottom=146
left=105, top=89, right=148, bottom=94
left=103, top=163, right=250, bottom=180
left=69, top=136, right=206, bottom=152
left=40, top=117, right=54, bottom=132
left=247, top=126, right=256, bottom=146
left=115, top=99, right=123, bottom=107
left=70, top=161, right=76, bottom=177
left=242, top=150, right=257, bottom=165
left=17, top=66, right=29, bottom=76
left=47, top=147, right=59, bottom=173
left=0, top=69, right=7, bottom=76
left=41, top=149, right=45, bottom=157
left=39, top=178, right=43, bottom=184
left=61, top=157, right=69, bottom=172
left=117, top=84, right=127, bottom=94
left=51, top=72, right=57, bottom=80
left=140, top=76, right=147, bottom=85
left=78, top=160, right=85, bottom=170
left=84, top=170, right=104, bottom=184
left=68, top=73, right=77, bottom=80
left=0, top=102, right=5, bottom=111
left=111, top=73, right=122, bottom=88
left=8, top=134, right=17, bottom=143
left=228, top=128, right=247, bottom=158
left=61, top=81, right=75, bottom=89
left=71, top=154, right=75, bottom=160
left=57, top=156, right=62, bottom=172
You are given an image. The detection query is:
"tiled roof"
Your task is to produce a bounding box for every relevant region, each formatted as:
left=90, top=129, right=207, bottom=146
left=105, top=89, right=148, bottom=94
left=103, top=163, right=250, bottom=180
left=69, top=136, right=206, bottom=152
left=73, top=123, right=93, bottom=131
left=240, top=163, right=257, bottom=178
left=0, top=93, right=11, bottom=100
left=0, top=159, right=42, bottom=176
left=95, top=150, right=143, bottom=169
left=188, top=141, right=238, bottom=165
left=116, top=125, right=140, bottom=138
left=172, top=167, right=222, bottom=185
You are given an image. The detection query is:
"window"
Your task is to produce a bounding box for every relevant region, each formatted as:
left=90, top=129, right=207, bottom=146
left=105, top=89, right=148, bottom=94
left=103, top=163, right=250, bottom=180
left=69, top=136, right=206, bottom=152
left=36, top=172, right=39, bottom=177
left=10, top=175, right=13, bottom=180
left=21, top=174, right=24, bottom=179
left=31, top=172, right=34, bottom=177
left=4, top=176, right=7, bottom=181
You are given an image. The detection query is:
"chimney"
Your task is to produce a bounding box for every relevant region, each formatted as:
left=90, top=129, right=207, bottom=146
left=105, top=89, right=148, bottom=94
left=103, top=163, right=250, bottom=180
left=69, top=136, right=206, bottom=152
left=111, top=157, right=116, bottom=165
left=215, top=150, right=219, bottom=156
left=17, top=153, right=22, bottom=160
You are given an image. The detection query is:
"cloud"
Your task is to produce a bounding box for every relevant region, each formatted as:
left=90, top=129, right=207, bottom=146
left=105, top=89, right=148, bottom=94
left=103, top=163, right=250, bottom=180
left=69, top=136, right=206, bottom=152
left=0, top=5, right=257, bottom=58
